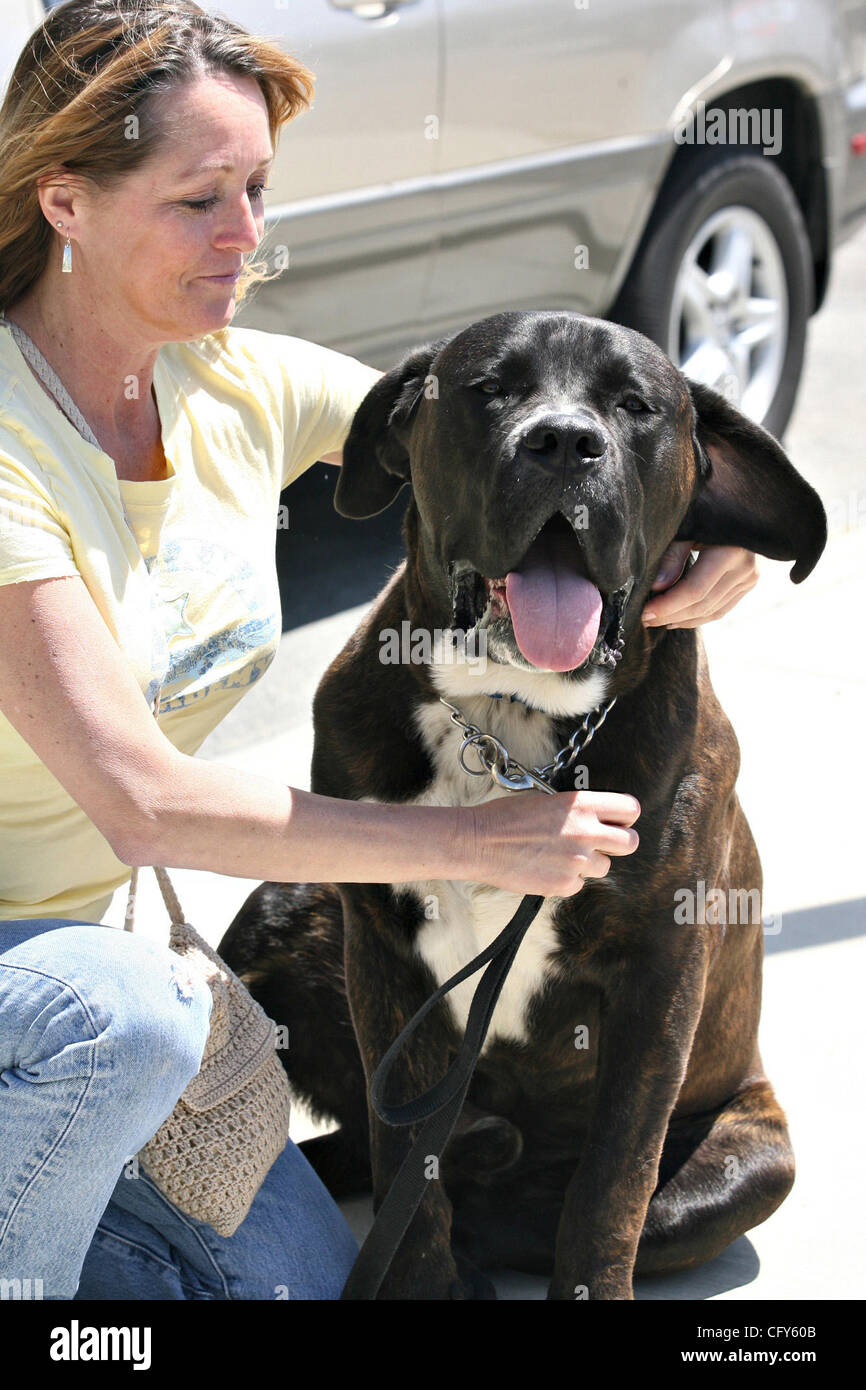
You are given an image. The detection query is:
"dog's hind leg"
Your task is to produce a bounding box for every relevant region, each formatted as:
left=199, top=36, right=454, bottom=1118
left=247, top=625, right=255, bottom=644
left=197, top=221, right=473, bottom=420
left=635, top=1078, right=795, bottom=1276
left=219, top=881, right=371, bottom=1197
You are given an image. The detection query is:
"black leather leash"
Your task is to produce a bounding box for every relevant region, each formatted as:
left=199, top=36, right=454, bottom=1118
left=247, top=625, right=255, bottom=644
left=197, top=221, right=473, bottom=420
left=340, top=689, right=620, bottom=1300
left=340, top=887, right=546, bottom=1299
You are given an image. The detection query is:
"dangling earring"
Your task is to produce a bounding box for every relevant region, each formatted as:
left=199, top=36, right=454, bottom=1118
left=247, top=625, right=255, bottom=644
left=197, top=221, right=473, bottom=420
left=57, top=219, right=72, bottom=273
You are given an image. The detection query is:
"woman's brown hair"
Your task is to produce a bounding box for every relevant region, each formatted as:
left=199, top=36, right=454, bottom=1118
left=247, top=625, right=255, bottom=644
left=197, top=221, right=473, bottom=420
left=0, top=0, right=315, bottom=314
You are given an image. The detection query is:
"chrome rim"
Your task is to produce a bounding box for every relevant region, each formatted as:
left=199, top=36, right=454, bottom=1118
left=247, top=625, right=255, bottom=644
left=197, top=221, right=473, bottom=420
left=668, top=206, right=788, bottom=423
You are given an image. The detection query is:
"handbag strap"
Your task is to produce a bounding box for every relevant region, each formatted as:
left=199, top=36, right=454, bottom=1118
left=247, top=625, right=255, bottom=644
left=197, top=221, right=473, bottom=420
left=124, top=863, right=186, bottom=932
left=123, top=691, right=186, bottom=933
left=0, top=310, right=103, bottom=450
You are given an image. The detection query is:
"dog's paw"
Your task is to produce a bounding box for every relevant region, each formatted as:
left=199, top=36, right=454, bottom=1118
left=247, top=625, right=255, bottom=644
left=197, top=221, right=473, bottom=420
left=442, top=1115, right=523, bottom=1185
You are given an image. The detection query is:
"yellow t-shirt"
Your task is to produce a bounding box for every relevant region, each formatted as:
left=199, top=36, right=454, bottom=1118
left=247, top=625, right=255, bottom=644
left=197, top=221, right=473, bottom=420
left=0, top=318, right=381, bottom=922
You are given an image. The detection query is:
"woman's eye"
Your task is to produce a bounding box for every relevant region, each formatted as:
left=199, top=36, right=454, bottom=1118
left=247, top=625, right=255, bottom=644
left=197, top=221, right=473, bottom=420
left=620, top=394, right=650, bottom=413
left=184, top=183, right=270, bottom=214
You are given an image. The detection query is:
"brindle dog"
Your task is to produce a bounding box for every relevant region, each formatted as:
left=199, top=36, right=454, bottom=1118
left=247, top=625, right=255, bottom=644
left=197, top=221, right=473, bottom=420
left=219, top=311, right=826, bottom=1300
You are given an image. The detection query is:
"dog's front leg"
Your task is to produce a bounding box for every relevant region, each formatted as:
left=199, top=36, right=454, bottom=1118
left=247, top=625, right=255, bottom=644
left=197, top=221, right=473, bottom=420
left=549, top=934, right=709, bottom=1301
left=342, top=904, right=481, bottom=1300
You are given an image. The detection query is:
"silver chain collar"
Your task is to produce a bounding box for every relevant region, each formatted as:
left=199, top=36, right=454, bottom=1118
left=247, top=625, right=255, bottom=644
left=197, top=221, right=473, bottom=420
left=439, top=573, right=631, bottom=794
left=438, top=694, right=617, bottom=795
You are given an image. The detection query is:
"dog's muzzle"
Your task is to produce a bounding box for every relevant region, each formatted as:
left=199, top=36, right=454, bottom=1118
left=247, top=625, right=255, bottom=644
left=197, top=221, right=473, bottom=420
left=448, top=512, right=633, bottom=675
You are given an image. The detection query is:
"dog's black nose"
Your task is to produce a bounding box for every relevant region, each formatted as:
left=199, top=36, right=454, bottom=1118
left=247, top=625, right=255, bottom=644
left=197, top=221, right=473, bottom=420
left=518, top=413, right=608, bottom=468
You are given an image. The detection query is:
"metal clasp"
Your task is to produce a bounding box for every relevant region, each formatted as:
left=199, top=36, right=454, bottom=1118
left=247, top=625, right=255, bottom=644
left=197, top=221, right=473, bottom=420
left=457, top=728, right=557, bottom=794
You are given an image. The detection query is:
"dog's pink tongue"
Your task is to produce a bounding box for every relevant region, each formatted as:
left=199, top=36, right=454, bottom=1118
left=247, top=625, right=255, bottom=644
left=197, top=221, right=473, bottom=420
left=504, top=528, right=602, bottom=671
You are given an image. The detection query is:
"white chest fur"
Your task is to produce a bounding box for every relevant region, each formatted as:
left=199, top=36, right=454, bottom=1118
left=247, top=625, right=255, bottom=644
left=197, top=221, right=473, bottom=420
left=364, top=661, right=610, bottom=1050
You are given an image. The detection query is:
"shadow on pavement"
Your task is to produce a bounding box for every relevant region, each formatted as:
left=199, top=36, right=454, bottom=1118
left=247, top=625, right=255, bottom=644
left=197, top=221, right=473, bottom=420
left=277, top=465, right=409, bottom=632
left=337, top=1193, right=762, bottom=1300
left=764, top=897, right=866, bottom=955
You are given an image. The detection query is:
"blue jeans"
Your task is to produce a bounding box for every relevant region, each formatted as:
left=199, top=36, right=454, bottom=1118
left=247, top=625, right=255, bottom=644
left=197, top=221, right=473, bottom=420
left=0, top=920, right=358, bottom=1299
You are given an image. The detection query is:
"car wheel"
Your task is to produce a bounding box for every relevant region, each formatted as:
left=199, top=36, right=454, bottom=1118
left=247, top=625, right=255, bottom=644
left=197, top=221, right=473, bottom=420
left=610, top=152, right=814, bottom=439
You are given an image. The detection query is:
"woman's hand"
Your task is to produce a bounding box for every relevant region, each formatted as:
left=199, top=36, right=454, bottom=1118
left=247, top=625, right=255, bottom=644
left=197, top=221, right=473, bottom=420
left=641, top=542, right=759, bottom=629
left=471, top=789, right=641, bottom=897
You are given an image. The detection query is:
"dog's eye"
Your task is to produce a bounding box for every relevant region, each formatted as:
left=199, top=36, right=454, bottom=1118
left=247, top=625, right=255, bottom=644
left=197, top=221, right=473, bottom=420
left=473, top=379, right=503, bottom=396
left=620, top=394, right=650, bottom=414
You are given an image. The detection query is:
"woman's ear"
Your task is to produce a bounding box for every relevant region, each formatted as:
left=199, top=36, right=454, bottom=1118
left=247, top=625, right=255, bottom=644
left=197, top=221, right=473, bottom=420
left=676, top=379, right=827, bottom=582
left=334, top=337, right=451, bottom=519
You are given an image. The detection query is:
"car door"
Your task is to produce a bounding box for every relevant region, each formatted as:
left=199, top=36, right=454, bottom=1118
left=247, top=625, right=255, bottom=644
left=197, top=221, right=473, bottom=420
left=222, top=0, right=441, bottom=363
left=423, top=0, right=728, bottom=338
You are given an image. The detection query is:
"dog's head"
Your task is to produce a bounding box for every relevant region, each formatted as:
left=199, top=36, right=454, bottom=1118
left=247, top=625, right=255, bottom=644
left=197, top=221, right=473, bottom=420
left=335, top=311, right=826, bottom=682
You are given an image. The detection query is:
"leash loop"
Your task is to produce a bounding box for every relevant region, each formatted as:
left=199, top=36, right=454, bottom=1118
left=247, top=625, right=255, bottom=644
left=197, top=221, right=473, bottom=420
left=340, top=891, right=544, bottom=1301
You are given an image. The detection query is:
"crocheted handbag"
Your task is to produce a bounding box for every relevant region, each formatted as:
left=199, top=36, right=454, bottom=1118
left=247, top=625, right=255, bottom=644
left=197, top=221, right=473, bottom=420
left=124, top=703, right=292, bottom=1237
left=125, top=861, right=292, bottom=1236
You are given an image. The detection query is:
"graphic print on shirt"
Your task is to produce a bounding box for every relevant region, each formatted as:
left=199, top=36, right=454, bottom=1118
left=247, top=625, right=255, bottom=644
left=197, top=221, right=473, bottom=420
left=142, top=535, right=280, bottom=712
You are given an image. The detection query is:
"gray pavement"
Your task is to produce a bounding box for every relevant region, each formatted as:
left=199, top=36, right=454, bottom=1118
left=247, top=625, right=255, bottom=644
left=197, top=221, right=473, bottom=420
left=102, top=225, right=866, bottom=1300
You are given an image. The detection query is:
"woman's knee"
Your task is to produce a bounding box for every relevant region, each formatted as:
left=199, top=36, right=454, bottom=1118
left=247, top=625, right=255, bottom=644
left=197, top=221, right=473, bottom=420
left=85, top=928, right=212, bottom=1092
left=0, top=924, right=211, bottom=1096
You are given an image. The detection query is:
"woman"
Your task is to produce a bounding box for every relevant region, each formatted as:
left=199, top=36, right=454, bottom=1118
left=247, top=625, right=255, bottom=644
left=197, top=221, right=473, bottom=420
left=0, top=1, right=759, bottom=1300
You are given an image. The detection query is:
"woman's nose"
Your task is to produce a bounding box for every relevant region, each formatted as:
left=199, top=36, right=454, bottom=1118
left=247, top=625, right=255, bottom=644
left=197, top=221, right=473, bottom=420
left=214, top=194, right=262, bottom=252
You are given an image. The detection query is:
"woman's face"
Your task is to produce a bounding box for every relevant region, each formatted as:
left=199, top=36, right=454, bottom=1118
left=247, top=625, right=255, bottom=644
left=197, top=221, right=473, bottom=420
left=54, top=71, right=274, bottom=343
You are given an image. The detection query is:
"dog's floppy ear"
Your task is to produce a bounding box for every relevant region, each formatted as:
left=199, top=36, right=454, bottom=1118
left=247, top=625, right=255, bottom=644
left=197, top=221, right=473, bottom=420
left=334, top=338, right=450, bottom=519
left=676, top=379, right=827, bottom=582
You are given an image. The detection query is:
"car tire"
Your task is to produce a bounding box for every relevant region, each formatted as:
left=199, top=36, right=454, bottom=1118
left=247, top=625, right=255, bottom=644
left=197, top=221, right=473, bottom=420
left=609, top=151, right=814, bottom=440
